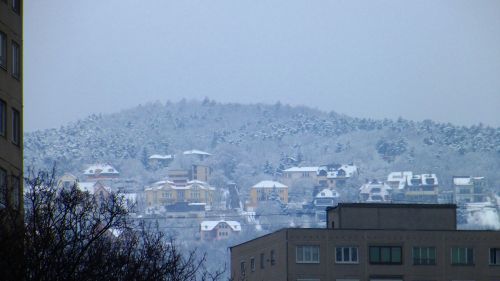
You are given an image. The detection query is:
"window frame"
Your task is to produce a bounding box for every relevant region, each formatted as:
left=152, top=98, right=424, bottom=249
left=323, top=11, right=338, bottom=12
left=260, top=252, right=265, bottom=269
left=0, top=99, right=6, bottom=137
left=369, top=246, right=402, bottom=265
left=451, top=247, right=474, bottom=265
left=11, top=107, right=20, bottom=146
left=296, top=245, right=320, bottom=264
left=412, top=246, right=436, bottom=265
left=0, top=168, right=6, bottom=208
left=489, top=248, right=500, bottom=265
left=240, top=261, right=245, bottom=276
left=270, top=250, right=276, bottom=265
left=11, top=40, right=20, bottom=80
left=0, top=31, right=6, bottom=70
left=12, top=0, right=21, bottom=14
left=11, top=175, right=19, bottom=209
left=250, top=257, right=255, bottom=272
left=335, top=246, right=359, bottom=264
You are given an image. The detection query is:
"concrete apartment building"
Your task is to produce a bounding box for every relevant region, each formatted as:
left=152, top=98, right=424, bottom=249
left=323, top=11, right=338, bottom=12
left=0, top=0, right=23, bottom=278
left=0, top=0, right=22, bottom=211
left=230, top=203, right=500, bottom=281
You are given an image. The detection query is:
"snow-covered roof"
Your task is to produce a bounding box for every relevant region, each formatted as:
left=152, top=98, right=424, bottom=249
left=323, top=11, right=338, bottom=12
left=315, top=188, right=340, bottom=198
left=183, top=150, right=212, bottom=156
left=144, top=180, right=215, bottom=191
left=283, top=167, right=319, bottom=173
left=252, top=180, right=287, bottom=189
left=453, top=176, right=483, bottom=186
left=149, top=154, right=173, bottom=160
left=387, top=171, right=413, bottom=182
left=318, top=164, right=358, bottom=178
left=200, top=220, right=241, bottom=231
left=83, top=164, right=119, bottom=175
left=359, top=182, right=392, bottom=195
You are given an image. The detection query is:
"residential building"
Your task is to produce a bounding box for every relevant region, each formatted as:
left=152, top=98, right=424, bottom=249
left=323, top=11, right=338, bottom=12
left=148, top=154, right=173, bottom=168
left=183, top=149, right=212, bottom=161
left=77, top=181, right=115, bottom=198
left=403, top=173, right=439, bottom=203
left=167, top=169, right=190, bottom=184
left=57, top=173, right=78, bottom=189
left=388, top=172, right=439, bottom=203
left=359, top=180, right=392, bottom=203
left=230, top=203, right=500, bottom=281
left=0, top=1, right=23, bottom=278
left=317, top=163, right=358, bottom=187
left=453, top=176, right=487, bottom=204
left=200, top=220, right=241, bottom=241
left=312, top=188, right=340, bottom=222
left=249, top=180, right=288, bottom=206
left=281, top=167, right=319, bottom=186
left=144, top=179, right=215, bottom=209
left=83, top=163, right=120, bottom=180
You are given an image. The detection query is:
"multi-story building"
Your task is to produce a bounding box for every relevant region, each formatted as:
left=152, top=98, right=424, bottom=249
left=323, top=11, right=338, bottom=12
left=359, top=180, right=392, bottom=203
left=249, top=180, right=288, bottom=206
left=317, top=163, right=358, bottom=187
left=281, top=167, right=319, bottom=186
left=230, top=203, right=500, bottom=281
left=0, top=1, right=22, bottom=278
left=0, top=0, right=22, bottom=211
left=191, top=164, right=211, bottom=182
left=388, top=172, right=439, bottom=203
left=144, top=179, right=215, bottom=209
left=453, top=176, right=487, bottom=204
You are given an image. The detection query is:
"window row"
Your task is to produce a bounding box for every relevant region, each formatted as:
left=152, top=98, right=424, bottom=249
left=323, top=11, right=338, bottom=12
left=0, top=30, right=21, bottom=80
left=295, top=245, right=500, bottom=266
left=0, top=99, right=21, bottom=145
left=240, top=249, right=276, bottom=275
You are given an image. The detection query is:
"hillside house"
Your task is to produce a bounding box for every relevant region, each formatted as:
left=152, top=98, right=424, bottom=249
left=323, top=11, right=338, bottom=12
left=200, top=220, right=241, bottom=241
left=83, top=164, right=120, bottom=181
left=281, top=167, right=319, bottom=186
left=144, top=179, right=215, bottom=208
left=183, top=149, right=212, bottom=161
left=313, top=188, right=340, bottom=222
left=317, top=163, right=358, bottom=187
left=148, top=154, right=174, bottom=168
left=250, top=180, right=288, bottom=206
left=57, top=173, right=78, bottom=189
left=403, top=173, right=439, bottom=203
left=453, top=176, right=487, bottom=204
left=359, top=180, right=392, bottom=203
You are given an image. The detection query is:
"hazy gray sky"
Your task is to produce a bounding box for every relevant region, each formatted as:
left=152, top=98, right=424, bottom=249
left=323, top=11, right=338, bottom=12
left=25, top=0, right=500, bottom=131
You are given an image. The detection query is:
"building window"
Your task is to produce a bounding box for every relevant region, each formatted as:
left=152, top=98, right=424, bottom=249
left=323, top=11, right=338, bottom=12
left=0, top=32, right=6, bottom=69
left=369, top=246, right=402, bottom=265
left=335, top=247, right=359, bottom=264
left=413, top=247, right=436, bottom=265
left=296, top=245, right=320, bottom=263
left=250, top=258, right=255, bottom=272
left=11, top=108, right=20, bottom=145
left=11, top=175, right=19, bottom=209
left=490, top=248, right=500, bottom=265
left=260, top=252, right=265, bottom=269
left=270, top=250, right=276, bottom=265
left=11, top=41, right=20, bottom=79
left=0, top=99, right=6, bottom=137
left=451, top=247, right=474, bottom=265
left=0, top=168, right=6, bottom=207
left=12, top=0, right=21, bottom=14
left=240, top=261, right=245, bottom=275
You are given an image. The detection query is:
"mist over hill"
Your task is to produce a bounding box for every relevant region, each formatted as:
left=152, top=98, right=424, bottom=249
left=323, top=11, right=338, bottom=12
left=24, top=99, right=500, bottom=190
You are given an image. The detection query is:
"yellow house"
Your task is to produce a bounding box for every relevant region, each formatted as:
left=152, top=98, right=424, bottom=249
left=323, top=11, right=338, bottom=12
left=145, top=180, right=215, bottom=208
left=250, top=180, right=288, bottom=206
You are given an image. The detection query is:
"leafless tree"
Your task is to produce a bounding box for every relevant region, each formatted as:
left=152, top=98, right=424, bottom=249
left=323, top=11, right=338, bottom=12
left=22, top=167, right=225, bottom=281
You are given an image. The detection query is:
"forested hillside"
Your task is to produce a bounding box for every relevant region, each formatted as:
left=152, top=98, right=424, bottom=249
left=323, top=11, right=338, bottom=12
left=24, top=99, right=500, bottom=190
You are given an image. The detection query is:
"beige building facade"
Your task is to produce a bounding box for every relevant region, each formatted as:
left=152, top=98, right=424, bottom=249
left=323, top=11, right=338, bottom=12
left=231, top=203, right=500, bottom=281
